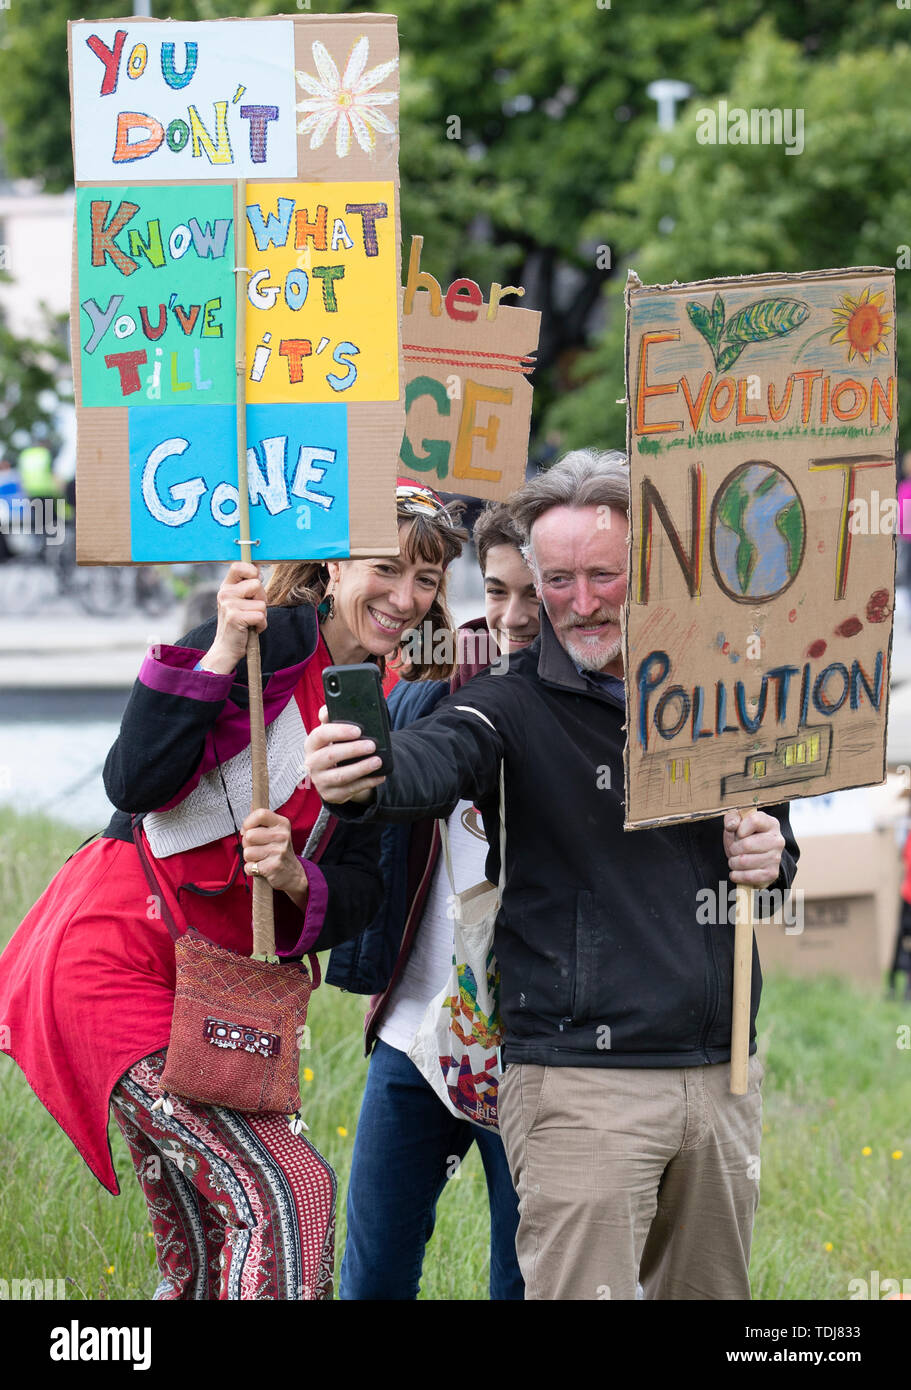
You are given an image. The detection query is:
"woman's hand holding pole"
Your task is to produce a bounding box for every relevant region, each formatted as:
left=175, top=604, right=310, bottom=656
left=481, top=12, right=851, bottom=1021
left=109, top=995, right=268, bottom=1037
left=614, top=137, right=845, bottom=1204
left=198, top=561, right=268, bottom=674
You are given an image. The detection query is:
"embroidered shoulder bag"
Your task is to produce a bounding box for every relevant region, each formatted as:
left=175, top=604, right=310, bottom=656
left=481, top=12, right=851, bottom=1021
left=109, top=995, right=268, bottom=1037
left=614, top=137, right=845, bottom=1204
left=132, top=817, right=318, bottom=1129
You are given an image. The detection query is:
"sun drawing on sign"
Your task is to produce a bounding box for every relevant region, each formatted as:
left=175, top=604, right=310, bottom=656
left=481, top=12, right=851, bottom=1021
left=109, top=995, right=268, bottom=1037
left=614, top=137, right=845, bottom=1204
left=295, top=36, right=398, bottom=158
left=829, top=286, right=892, bottom=364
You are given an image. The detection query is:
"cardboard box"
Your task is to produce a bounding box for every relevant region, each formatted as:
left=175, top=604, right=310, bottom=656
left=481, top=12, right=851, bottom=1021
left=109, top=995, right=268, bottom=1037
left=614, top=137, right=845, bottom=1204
left=757, top=784, right=903, bottom=981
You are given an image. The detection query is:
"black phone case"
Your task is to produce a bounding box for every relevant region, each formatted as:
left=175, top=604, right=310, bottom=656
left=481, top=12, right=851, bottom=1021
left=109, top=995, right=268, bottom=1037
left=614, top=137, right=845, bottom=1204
left=322, top=664, right=394, bottom=774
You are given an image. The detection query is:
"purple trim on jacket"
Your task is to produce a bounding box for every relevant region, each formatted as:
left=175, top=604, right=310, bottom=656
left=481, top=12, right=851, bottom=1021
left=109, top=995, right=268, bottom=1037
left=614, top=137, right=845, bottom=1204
left=274, top=857, right=330, bottom=957
left=141, top=645, right=314, bottom=812
left=139, top=646, right=232, bottom=701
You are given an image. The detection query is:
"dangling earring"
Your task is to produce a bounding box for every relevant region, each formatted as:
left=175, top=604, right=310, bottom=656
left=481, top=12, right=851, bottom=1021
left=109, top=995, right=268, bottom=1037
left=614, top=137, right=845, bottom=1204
left=317, top=591, right=336, bottom=621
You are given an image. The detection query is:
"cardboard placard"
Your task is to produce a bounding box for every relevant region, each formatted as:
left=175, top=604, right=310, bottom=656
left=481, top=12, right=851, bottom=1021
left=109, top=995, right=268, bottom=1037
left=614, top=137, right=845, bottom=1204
left=69, top=13, right=403, bottom=563
left=399, top=240, right=540, bottom=501
left=70, top=19, right=299, bottom=183
left=624, top=267, right=898, bottom=828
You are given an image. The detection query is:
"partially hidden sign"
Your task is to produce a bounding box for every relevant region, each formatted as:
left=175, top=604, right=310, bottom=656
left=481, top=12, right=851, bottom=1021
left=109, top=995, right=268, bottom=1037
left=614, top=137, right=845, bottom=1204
left=624, top=267, right=897, bottom=828
left=69, top=13, right=403, bottom=563
left=400, top=238, right=540, bottom=503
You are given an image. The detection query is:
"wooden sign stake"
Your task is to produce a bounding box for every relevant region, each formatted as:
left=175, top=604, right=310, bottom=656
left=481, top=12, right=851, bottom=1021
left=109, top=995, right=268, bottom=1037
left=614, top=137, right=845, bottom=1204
left=730, top=874, right=753, bottom=1095
left=233, top=179, right=276, bottom=962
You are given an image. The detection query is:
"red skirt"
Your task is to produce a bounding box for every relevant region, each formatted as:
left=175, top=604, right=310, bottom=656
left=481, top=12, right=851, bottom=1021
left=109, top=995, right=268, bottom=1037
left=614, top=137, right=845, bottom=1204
left=0, top=836, right=185, bottom=1193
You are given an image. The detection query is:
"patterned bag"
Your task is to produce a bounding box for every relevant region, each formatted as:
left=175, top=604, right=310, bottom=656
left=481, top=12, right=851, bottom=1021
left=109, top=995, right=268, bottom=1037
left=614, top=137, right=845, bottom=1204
left=408, top=711, right=506, bottom=1129
left=133, top=818, right=318, bottom=1122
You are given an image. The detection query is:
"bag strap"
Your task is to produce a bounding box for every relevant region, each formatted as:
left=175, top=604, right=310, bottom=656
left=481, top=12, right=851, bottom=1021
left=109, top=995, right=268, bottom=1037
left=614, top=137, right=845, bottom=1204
left=131, top=813, right=321, bottom=984
left=131, top=814, right=184, bottom=944
left=439, top=706, right=507, bottom=897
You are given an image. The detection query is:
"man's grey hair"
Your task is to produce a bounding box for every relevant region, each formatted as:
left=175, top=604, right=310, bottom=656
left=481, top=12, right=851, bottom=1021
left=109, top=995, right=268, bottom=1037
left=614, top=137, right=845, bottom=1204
left=508, top=448, right=629, bottom=571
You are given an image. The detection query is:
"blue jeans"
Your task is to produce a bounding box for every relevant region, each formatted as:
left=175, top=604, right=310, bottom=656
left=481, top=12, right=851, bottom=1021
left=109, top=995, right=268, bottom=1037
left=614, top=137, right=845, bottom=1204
left=339, top=1038, right=524, bottom=1300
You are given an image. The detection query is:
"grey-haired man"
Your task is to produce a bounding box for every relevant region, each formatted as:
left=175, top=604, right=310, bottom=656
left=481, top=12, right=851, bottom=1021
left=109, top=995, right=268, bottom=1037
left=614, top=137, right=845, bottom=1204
left=305, top=450, right=798, bottom=1300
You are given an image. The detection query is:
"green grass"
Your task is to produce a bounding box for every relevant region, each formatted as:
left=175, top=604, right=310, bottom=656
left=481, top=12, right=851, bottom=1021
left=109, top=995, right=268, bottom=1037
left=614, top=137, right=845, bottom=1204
left=1, top=807, right=909, bottom=1300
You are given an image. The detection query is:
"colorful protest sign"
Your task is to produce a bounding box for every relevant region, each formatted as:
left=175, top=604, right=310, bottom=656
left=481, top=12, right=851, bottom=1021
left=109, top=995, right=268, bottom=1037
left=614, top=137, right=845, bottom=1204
left=76, top=185, right=236, bottom=407
left=127, top=402, right=350, bottom=562
left=70, top=20, right=298, bottom=182
left=245, top=181, right=398, bottom=405
left=623, top=267, right=897, bottom=829
left=69, top=14, right=403, bottom=563
left=400, top=237, right=540, bottom=502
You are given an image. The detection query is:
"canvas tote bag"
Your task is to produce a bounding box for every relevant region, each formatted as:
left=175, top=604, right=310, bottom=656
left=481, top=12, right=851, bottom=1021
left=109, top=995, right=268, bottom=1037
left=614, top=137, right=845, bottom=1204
left=407, top=707, right=506, bottom=1129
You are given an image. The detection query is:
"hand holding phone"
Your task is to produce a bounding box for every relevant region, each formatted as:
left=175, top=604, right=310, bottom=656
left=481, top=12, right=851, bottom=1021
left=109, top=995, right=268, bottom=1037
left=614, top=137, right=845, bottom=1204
left=321, top=664, right=394, bottom=775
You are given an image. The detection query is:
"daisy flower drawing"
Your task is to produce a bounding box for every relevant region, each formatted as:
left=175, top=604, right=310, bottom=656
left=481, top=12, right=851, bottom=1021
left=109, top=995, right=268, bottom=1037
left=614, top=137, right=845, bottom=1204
left=830, top=285, right=892, bottom=364
left=296, top=36, right=398, bottom=158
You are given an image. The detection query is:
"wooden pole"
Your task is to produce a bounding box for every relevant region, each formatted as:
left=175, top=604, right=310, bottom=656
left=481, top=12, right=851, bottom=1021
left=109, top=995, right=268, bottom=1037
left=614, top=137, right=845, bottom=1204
left=233, top=179, right=276, bottom=962
left=730, top=874, right=753, bottom=1096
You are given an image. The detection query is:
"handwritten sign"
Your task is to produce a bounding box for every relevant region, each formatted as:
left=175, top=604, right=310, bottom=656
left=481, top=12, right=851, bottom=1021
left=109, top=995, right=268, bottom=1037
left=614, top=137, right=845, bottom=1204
left=128, top=402, right=349, bottom=561
left=623, top=267, right=897, bottom=828
left=399, top=237, right=540, bottom=502
left=245, top=181, right=398, bottom=405
left=76, top=184, right=236, bottom=406
left=69, top=14, right=404, bottom=564
left=70, top=20, right=298, bottom=182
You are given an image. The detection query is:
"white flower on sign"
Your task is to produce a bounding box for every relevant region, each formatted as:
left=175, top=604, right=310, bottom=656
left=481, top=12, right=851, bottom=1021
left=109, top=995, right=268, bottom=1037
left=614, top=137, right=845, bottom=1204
left=296, top=36, right=398, bottom=157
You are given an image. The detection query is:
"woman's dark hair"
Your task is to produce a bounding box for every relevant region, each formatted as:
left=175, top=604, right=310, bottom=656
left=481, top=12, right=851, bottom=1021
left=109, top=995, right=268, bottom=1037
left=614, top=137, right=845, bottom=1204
left=266, top=500, right=468, bottom=681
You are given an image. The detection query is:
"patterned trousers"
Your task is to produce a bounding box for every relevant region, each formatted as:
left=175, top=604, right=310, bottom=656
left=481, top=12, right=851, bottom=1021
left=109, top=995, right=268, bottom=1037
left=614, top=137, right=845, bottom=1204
left=111, top=1051, right=336, bottom=1300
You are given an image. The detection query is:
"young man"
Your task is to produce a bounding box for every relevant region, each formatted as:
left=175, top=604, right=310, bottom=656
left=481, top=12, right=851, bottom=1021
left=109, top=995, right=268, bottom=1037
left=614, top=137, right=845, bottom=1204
left=327, top=502, right=539, bottom=1300
left=308, top=450, right=799, bottom=1301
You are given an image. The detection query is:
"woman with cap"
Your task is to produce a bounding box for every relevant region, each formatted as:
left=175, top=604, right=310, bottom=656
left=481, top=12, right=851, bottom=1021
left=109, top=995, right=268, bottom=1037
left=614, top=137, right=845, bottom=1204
left=0, top=481, right=466, bottom=1301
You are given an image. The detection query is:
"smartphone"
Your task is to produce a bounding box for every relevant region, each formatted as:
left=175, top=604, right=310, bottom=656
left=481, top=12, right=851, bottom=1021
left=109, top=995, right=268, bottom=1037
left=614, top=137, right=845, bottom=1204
left=321, top=664, right=394, bottom=775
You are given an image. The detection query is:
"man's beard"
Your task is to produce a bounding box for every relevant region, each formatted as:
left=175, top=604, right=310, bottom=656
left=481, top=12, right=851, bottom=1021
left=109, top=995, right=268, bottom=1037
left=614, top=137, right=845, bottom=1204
left=560, top=614, right=623, bottom=672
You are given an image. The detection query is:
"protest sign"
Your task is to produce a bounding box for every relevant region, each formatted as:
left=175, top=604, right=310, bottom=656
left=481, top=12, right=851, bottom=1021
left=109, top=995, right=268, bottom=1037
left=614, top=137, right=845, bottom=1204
left=70, top=20, right=299, bottom=183
left=400, top=237, right=540, bottom=502
left=624, top=267, right=897, bottom=830
left=69, top=13, right=403, bottom=563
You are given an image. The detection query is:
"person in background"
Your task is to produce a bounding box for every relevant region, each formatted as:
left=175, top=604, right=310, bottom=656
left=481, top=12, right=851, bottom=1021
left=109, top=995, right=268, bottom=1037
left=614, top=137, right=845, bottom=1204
left=328, top=501, right=540, bottom=1301
left=0, top=453, right=27, bottom=561
left=890, top=814, right=911, bottom=1000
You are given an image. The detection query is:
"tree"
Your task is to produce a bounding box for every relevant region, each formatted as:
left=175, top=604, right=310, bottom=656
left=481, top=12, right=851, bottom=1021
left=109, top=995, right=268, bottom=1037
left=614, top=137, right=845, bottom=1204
left=1, top=1, right=906, bottom=452
left=0, top=298, right=71, bottom=457
left=548, top=20, right=911, bottom=451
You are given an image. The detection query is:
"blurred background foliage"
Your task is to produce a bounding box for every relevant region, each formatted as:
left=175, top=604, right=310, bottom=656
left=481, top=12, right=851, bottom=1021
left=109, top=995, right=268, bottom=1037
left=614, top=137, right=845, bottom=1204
left=0, top=0, right=907, bottom=459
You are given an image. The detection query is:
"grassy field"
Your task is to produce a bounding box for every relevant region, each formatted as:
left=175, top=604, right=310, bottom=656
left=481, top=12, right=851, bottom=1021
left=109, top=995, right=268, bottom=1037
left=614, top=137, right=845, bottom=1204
left=1, top=807, right=909, bottom=1301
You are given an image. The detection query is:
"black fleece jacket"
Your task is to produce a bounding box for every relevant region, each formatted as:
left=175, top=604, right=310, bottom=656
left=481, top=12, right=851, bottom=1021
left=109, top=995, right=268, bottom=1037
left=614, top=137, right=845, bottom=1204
left=327, top=610, right=800, bottom=1068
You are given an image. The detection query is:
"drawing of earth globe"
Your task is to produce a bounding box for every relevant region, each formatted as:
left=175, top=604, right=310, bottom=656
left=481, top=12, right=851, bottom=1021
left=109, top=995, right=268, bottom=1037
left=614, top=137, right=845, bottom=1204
left=710, top=461, right=806, bottom=603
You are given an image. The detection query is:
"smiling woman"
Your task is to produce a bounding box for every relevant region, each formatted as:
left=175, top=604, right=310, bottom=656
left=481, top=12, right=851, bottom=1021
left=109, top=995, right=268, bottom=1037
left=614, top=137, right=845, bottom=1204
left=267, top=480, right=467, bottom=681
left=0, top=478, right=467, bottom=1303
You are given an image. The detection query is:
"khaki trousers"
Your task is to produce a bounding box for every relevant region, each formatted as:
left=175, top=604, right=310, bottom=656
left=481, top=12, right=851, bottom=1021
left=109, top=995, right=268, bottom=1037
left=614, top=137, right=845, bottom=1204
left=497, top=1056, right=763, bottom=1301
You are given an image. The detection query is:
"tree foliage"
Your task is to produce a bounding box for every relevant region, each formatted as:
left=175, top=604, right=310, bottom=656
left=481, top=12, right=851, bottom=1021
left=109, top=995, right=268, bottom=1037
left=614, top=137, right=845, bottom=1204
left=0, top=299, right=71, bottom=456
left=0, top=1, right=907, bottom=454
left=548, top=20, right=911, bottom=450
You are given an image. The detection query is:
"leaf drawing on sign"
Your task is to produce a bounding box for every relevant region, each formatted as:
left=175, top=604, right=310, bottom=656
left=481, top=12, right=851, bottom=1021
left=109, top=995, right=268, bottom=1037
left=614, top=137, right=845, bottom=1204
left=687, top=294, right=810, bottom=372
left=296, top=35, right=398, bottom=158
left=686, top=292, right=725, bottom=355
